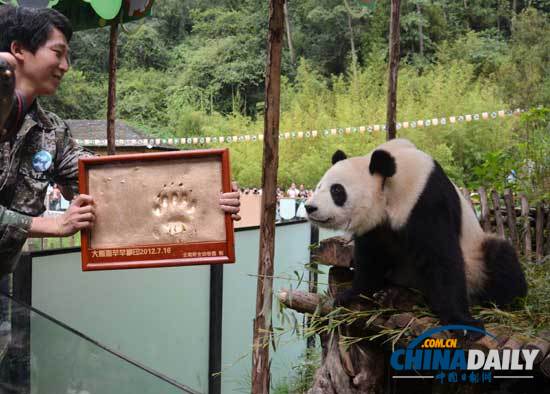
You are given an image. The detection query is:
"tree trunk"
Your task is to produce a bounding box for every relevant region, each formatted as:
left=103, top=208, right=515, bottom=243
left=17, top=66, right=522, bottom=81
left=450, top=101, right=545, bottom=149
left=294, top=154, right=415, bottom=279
left=251, top=1, right=284, bottom=393
left=416, top=2, right=424, bottom=57
left=283, top=1, right=296, bottom=65
left=344, top=1, right=358, bottom=81
left=106, top=21, right=118, bottom=156
left=386, top=0, right=401, bottom=141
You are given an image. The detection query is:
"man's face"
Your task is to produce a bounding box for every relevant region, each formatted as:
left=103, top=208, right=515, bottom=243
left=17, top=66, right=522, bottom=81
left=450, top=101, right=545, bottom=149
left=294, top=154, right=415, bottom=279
left=18, top=27, right=70, bottom=96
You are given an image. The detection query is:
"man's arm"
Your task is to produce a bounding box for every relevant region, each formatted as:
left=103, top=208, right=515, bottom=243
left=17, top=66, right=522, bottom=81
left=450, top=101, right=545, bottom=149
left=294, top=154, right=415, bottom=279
left=50, top=118, right=95, bottom=201
left=0, top=206, right=33, bottom=233
left=29, top=194, right=95, bottom=237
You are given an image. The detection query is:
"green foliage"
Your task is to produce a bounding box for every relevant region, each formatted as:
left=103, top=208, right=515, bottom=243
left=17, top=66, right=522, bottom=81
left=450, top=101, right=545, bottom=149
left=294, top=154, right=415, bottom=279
left=497, top=8, right=550, bottom=108
left=116, top=68, right=171, bottom=128
left=119, top=23, right=169, bottom=70
left=46, top=1, right=549, bottom=194
left=41, top=70, right=106, bottom=119
left=469, top=107, right=550, bottom=202
left=272, top=348, right=321, bottom=394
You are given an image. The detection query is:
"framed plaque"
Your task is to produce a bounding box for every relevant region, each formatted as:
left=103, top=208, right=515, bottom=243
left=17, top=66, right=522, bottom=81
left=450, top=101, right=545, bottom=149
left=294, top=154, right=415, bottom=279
left=78, top=149, right=235, bottom=271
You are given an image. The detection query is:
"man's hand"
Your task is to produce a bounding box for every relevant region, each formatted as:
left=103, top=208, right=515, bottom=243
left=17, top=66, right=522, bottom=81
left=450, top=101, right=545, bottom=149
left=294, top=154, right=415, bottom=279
left=220, top=181, right=241, bottom=221
left=0, top=52, right=16, bottom=69
left=55, top=194, right=96, bottom=236
left=30, top=194, right=95, bottom=237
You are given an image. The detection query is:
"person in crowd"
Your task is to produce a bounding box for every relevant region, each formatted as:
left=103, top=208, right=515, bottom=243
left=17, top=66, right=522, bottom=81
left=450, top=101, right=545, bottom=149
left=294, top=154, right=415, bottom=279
left=286, top=182, right=298, bottom=198
left=48, top=183, right=61, bottom=211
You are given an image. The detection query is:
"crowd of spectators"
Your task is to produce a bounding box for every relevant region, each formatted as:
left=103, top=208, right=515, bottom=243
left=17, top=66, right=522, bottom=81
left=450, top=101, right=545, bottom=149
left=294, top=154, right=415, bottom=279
left=241, top=183, right=313, bottom=200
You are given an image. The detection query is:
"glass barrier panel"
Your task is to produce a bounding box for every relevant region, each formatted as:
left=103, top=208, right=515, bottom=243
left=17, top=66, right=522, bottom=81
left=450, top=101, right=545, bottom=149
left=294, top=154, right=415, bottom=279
left=0, top=293, right=200, bottom=394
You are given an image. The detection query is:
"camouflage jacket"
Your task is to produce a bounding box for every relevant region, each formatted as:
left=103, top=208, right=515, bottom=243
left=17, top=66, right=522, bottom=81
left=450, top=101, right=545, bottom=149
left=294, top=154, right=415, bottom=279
left=0, top=101, right=93, bottom=274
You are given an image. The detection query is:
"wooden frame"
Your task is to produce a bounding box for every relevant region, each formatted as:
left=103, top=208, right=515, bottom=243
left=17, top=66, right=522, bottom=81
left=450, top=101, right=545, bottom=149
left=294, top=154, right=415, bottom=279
left=78, top=149, right=235, bottom=271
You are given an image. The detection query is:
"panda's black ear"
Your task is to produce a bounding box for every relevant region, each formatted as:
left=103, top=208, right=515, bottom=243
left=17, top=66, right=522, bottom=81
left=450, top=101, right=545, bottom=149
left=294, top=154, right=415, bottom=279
left=369, top=149, right=396, bottom=178
left=332, top=150, right=347, bottom=165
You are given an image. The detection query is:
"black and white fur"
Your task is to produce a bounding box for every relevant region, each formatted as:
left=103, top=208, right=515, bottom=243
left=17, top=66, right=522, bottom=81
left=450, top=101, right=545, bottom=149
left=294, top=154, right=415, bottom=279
left=306, top=139, right=527, bottom=330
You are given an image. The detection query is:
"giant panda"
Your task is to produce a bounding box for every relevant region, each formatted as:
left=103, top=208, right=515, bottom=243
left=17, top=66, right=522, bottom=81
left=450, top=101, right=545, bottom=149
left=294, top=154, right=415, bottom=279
left=305, top=139, right=527, bottom=330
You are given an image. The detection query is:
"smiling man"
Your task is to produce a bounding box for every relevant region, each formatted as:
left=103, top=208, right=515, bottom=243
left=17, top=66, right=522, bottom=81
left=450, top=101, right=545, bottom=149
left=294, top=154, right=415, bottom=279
left=0, top=5, right=240, bottom=275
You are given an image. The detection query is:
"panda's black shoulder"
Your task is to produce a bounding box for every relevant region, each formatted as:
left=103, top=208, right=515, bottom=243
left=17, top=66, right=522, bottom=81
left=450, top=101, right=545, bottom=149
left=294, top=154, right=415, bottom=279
left=407, top=160, right=462, bottom=236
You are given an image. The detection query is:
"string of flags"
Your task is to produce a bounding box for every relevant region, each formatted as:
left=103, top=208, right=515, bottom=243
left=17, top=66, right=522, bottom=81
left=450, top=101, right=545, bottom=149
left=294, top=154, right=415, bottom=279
left=74, top=108, right=526, bottom=148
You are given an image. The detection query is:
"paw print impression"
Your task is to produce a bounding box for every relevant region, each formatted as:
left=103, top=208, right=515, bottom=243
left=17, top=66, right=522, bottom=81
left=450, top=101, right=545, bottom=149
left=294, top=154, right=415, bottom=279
left=152, top=182, right=197, bottom=241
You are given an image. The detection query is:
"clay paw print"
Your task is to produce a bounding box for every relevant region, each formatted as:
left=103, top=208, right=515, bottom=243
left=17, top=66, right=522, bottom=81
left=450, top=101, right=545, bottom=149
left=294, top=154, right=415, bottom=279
left=152, top=182, right=197, bottom=241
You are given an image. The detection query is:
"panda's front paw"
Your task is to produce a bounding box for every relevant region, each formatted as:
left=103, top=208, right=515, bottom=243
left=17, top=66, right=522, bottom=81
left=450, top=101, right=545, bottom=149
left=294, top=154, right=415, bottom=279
left=333, top=288, right=363, bottom=307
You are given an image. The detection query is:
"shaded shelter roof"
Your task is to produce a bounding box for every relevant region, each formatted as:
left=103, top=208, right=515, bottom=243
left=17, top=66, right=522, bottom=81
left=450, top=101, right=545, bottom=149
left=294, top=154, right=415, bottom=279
left=65, top=119, right=174, bottom=150
left=66, top=119, right=146, bottom=141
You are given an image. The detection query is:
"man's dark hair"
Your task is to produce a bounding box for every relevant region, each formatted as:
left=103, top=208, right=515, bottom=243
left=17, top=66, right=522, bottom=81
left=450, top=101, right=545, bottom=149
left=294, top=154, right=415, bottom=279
left=0, top=5, right=72, bottom=53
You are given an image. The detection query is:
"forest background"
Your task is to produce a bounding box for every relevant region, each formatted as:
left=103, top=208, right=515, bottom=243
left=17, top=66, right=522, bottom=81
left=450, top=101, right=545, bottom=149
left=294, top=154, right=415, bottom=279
left=42, top=0, right=550, bottom=200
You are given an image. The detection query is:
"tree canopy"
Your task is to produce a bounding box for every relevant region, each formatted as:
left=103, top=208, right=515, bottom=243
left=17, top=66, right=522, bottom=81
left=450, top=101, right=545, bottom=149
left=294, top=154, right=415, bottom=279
left=40, top=0, right=549, bottom=199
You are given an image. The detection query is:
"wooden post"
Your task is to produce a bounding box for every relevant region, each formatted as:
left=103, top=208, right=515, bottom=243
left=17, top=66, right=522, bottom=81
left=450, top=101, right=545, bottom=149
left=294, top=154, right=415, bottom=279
left=478, top=187, right=490, bottom=232
left=252, top=1, right=284, bottom=393
left=307, top=224, right=319, bottom=349
left=535, top=202, right=544, bottom=263
left=491, top=190, right=505, bottom=237
left=106, top=21, right=119, bottom=156
left=520, top=194, right=531, bottom=259
left=461, top=187, right=475, bottom=215
left=503, top=189, right=519, bottom=249
left=386, top=0, right=401, bottom=141
left=546, top=205, right=550, bottom=256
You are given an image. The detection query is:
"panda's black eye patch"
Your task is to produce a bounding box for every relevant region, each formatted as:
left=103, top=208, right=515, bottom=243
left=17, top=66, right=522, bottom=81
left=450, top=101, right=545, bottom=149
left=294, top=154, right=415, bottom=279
left=330, top=184, right=347, bottom=207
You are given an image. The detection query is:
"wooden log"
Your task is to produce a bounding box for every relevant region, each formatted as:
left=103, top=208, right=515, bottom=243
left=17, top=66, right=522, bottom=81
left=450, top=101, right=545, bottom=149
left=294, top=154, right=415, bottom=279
left=370, top=286, right=423, bottom=310
left=469, top=335, right=499, bottom=351
left=312, top=236, right=354, bottom=267
left=328, top=267, right=354, bottom=298
left=308, top=330, right=384, bottom=394
left=503, top=189, right=519, bottom=249
left=278, top=289, right=332, bottom=315
left=409, top=316, right=437, bottom=337
left=491, top=190, right=505, bottom=237
left=520, top=194, right=532, bottom=259
left=502, top=337, right=523, bottom=350
left=535, top=202, right=544, bottom=263
left=541, top=353, right=550, bottom=378
left=478, top=187, right=491, bottom=232
left=385, top=313, right=414, bottom=329
left=521, top=339, right=550, bottom=365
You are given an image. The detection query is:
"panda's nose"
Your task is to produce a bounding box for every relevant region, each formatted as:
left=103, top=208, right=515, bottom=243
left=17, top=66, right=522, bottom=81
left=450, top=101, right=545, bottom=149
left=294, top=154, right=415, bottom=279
left=305, top=204, right=317, bottom=214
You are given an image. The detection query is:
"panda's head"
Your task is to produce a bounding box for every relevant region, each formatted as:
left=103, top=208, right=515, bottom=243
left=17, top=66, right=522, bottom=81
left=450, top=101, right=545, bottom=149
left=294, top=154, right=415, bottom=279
left=305, top=148, right=397, bottom=235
